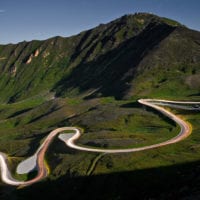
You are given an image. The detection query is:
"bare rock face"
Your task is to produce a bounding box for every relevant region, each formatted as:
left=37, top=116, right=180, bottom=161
left=26, top=54, right=33, bottom=64
left=26, top=50, right=39, bottom=64
left=185, top=74, right=200, bottom=89
left=34, top=49, right=39, bottom=57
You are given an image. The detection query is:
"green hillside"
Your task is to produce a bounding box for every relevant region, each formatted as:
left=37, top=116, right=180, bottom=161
left=0, top=13, right=199, bottom=103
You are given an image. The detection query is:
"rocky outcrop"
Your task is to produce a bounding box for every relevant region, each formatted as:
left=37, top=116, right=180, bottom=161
left=34, top=49, right=39, bottom=57
left=26, top=54, right=33, bottom=64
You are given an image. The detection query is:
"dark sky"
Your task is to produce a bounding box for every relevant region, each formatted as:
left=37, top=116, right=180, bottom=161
left=1, top=0, right=200, bottom=44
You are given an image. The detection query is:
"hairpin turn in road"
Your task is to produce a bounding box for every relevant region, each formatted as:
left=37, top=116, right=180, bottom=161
left=0, top=99, right=199, bottom=186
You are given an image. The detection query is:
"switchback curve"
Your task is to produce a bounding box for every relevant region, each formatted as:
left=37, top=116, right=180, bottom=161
left=0, top=99, right=199, bottom=186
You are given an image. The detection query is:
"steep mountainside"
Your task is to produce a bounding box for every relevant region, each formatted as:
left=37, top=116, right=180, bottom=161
left=0, top=13, right=199, bottom=103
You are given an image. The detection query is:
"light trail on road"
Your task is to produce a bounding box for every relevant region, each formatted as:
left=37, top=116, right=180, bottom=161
left=0, top=99, right=199, bottom=186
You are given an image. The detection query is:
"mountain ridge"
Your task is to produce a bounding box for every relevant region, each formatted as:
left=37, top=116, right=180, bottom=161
left=0, top=13, right=199, bottom=102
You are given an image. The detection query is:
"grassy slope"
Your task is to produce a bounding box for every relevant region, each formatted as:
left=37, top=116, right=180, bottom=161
left=130, top=27, right=200, bottom=99
left=0, top=96, right=200, bottom=200
left=0, top=13, right=199, bottom=103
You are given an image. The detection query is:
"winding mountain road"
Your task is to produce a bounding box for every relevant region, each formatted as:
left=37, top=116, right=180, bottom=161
left=0, top=99, right=199, bottom=186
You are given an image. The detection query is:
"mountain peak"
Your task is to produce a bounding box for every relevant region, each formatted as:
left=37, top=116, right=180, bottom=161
left=117, top=12, right=183, bottom=27
left=92, top=12, right=183, bottom=46
left=0, top=13, right=199, bottom=102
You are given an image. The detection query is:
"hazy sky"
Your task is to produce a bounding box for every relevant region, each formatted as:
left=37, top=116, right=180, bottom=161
left=1, top=0, right=200, bottom=44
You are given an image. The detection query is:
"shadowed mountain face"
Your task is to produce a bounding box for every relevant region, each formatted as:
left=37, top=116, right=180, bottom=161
left=54, top=22, right=176, bottom=99
left=0, top=13, right=200, bottom=102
